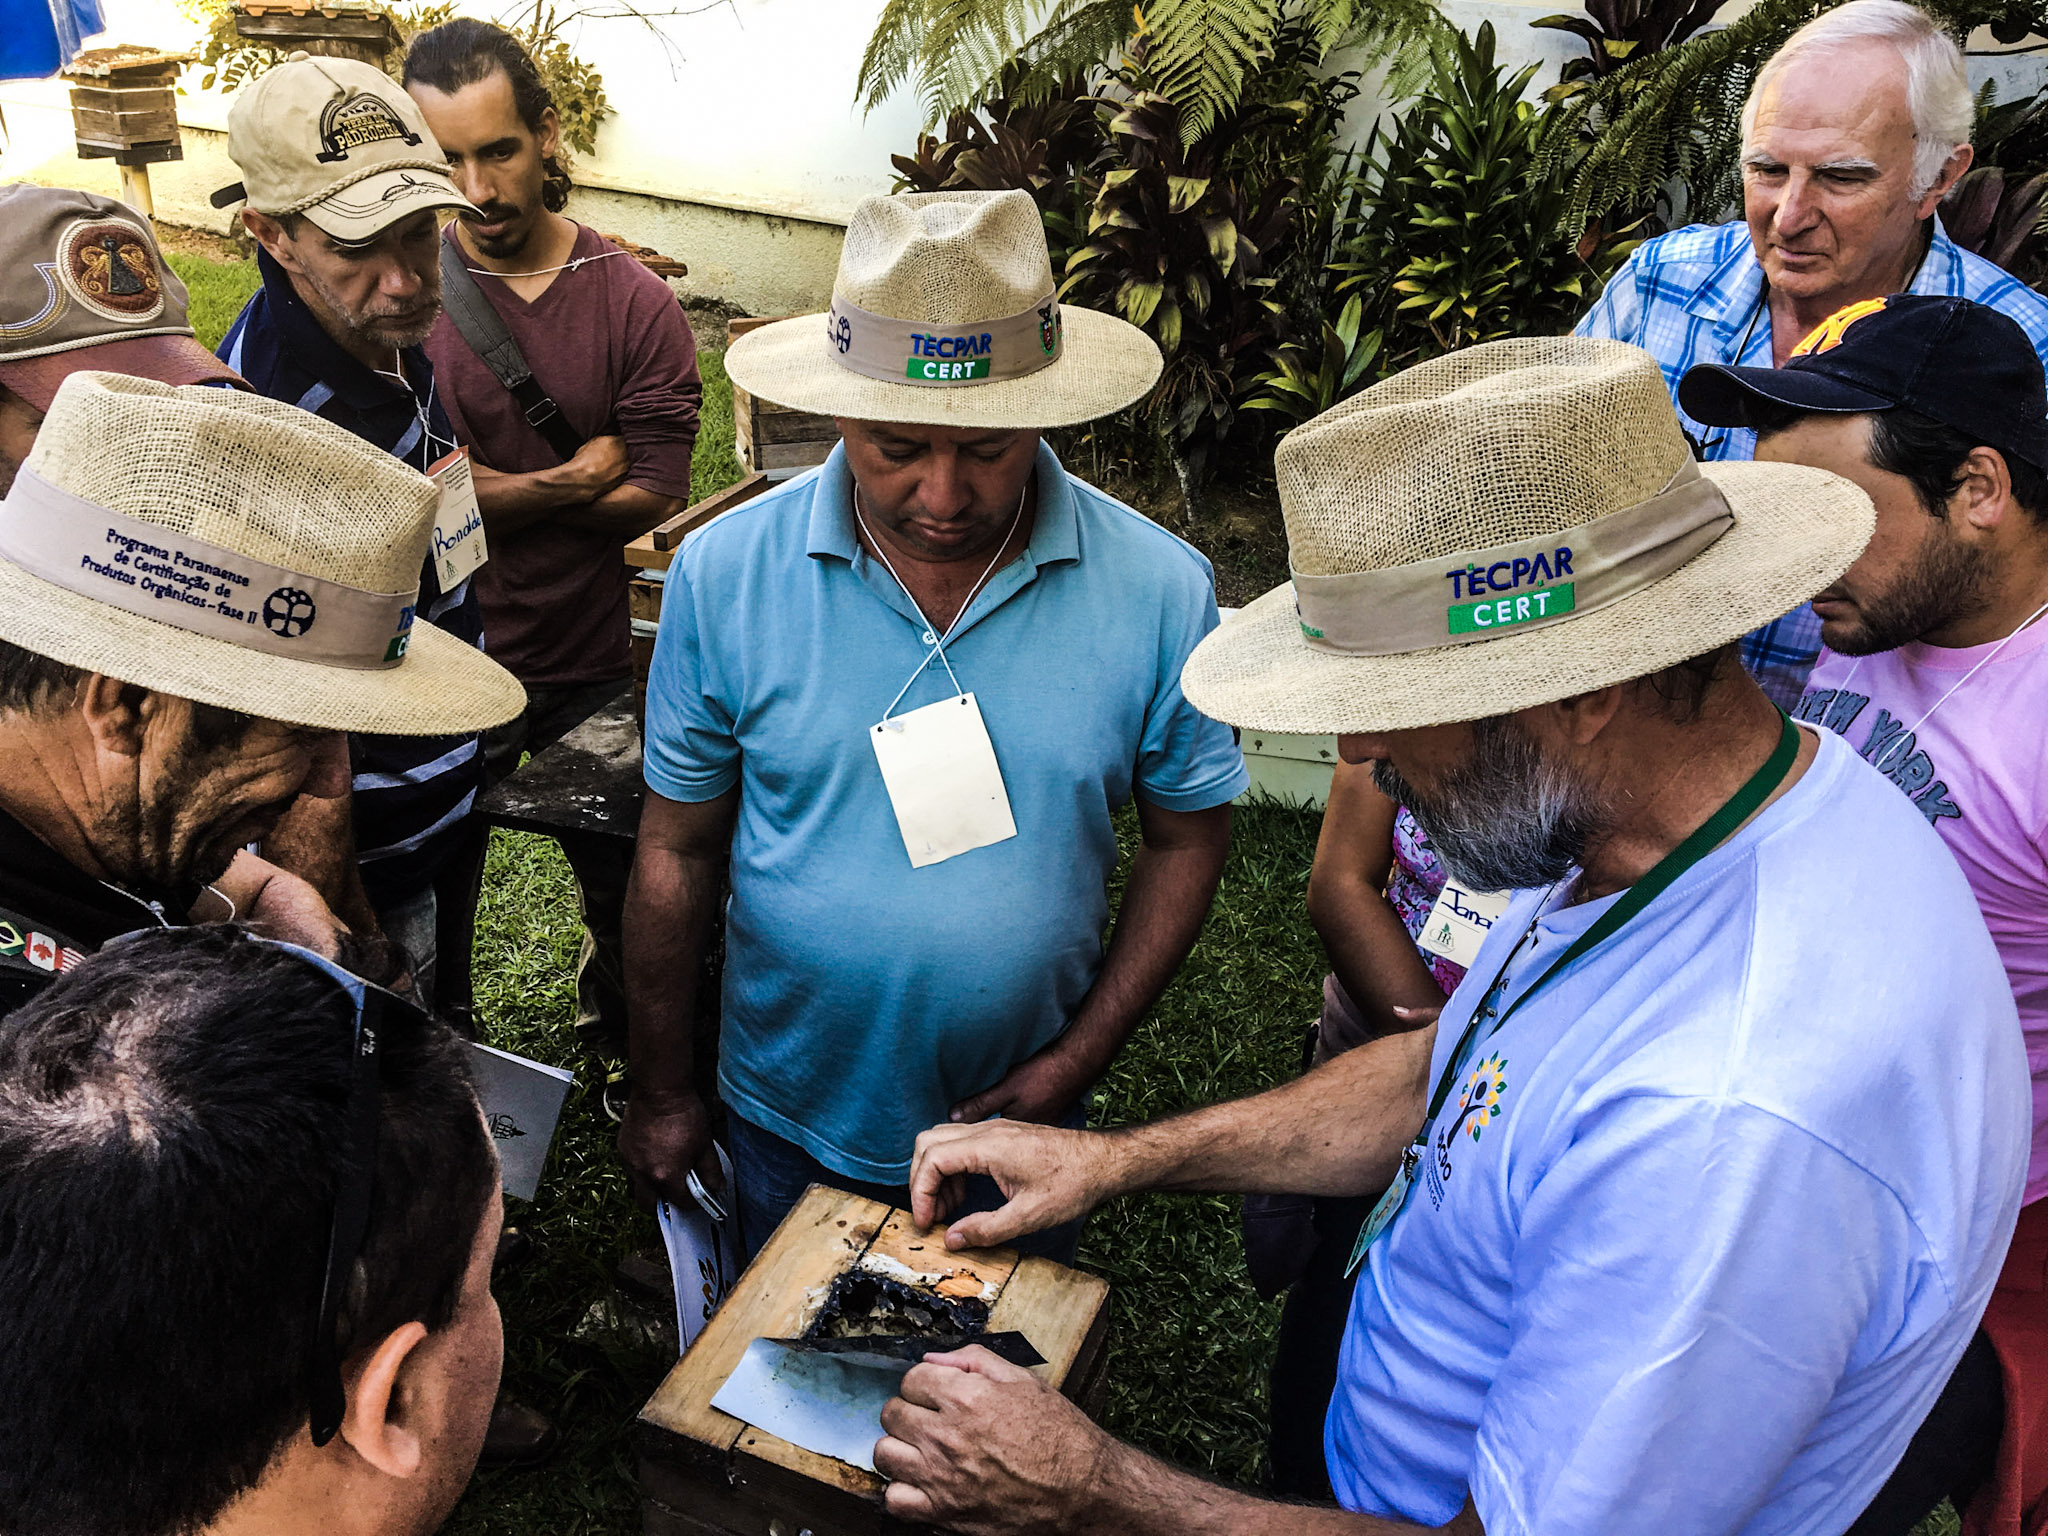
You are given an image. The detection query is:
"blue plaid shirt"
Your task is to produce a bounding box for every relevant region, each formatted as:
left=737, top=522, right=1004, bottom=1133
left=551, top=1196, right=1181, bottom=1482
left=1577, top=218, right=2048, bottom=707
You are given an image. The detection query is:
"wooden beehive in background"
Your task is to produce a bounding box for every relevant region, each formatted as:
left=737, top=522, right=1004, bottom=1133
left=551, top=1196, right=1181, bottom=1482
left=232, top=0, right=400, bottom=67
left=728, top=316, right=841, bottom=478
left=63, top=47, right=194, bottom=217
left=638, top=1186, right=1111, bottom=1536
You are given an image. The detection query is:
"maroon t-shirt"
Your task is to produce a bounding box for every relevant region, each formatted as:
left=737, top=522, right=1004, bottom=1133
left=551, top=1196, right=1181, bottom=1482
left=426, top=222, right=701, bottom=686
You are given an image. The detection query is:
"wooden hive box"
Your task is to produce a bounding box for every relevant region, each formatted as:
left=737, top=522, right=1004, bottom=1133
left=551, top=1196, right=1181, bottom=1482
left=727, top=317, right=841, bottom=479
left=232, top=0, right=400, bottom=67
left=623, top=473, right=774, bottom=720
left=638, top=1185, right=1111, bottom=1536
left=62, top=48, right=192, bottom=166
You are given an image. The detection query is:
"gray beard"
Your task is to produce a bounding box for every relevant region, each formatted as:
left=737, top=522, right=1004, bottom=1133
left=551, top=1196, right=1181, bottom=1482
left=1372, top=716, right=1604, bottom=892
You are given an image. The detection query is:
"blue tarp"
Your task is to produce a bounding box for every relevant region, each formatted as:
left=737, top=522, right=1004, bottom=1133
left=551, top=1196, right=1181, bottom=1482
left=1, top=0, right=108, bottom=81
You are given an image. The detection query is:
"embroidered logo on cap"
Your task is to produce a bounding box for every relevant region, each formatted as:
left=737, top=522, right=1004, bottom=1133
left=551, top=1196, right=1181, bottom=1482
left=57, top=217, right=164, bottom=324
left=315, top=90, right=423, bottom=165
left=1792, top=297, right=1889, bottom=359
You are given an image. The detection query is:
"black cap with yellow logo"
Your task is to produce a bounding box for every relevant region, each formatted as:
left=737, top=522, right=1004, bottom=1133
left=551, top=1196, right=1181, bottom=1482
left=1678, top=294, right=2048, bottom=474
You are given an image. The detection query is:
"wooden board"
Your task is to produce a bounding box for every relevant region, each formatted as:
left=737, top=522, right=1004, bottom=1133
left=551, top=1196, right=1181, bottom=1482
left=640, top=1184, right=1111, bottom=1536
left=71, top=102, right=180, bottom=144
left=641, top=1187, right=882, bottom=1464
left=622, top=472, right=772, bottom=572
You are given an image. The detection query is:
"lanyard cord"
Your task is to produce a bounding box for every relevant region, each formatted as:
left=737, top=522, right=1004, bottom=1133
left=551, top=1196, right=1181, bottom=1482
left=465, top=247, right=633, bottom=280
left=1831, top=595, right=2048, bottom=736
left=1419, top=709, right=1803, bottom=1130
left=370, top=361, right=456, bottom=469
left=855, top=483, right=1026, bottom=722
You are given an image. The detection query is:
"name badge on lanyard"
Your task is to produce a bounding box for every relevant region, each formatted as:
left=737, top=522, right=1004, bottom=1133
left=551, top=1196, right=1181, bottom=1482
left=427, top=448, right=489, bottom=588
left=870, top=693, right=1017, bottom=868
left=1416, top=881, right=1511, bottom=968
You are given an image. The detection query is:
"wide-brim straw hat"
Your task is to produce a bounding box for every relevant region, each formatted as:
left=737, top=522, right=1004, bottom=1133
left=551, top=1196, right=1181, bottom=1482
left=724, top=190, right=1162, bottom=429
left=1181, top=337, right=1875, bottom=734
left=0, top=372, right=524, bottom=735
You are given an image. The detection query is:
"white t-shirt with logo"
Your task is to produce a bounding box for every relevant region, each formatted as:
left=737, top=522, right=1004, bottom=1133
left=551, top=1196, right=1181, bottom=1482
left=1325, top=727, right=2028, bottom=1536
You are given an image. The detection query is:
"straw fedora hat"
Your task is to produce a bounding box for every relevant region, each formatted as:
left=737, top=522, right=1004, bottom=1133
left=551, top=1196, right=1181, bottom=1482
left=723, top=190, right=1162, bottom=429
left=1181, top=337, right=1875, bottom=734
left=0, top=372, right=524, bottom=735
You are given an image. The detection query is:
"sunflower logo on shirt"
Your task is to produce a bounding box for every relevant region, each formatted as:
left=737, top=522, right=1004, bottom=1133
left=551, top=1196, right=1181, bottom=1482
left=1425, top=1053, right=1510, bottom=1207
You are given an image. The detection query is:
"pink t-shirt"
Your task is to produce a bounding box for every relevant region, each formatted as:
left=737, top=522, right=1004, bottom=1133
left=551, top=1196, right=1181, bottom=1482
left=1802, top=618, right=2048, bottom=1200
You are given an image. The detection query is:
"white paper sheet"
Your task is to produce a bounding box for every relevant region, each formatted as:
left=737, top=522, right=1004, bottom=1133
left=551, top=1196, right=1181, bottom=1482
left=709, top=1338, right=912, bottom=1472
left=465, top=1041, right=574, bottom=1202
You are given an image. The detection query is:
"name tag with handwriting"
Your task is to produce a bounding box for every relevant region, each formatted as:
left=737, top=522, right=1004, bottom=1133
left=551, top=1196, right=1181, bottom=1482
left=1417, top=881, right=1511, bottom=969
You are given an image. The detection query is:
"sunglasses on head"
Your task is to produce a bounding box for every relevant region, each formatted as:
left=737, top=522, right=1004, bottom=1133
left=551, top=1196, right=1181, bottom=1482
left=254, top=939, right=432, bottom=1448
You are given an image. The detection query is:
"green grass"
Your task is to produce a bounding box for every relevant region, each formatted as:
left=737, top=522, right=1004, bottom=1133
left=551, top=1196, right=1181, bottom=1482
left=456, top=807, right=1322, bottom=1533
left=166, top=250, right=262, bottom=353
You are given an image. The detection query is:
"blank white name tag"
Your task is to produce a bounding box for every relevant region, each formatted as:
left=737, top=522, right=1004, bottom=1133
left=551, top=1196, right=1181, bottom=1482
left=428, top=448, right=489, bottom=589
left=1416, top=881, right=1512, bottom=968
left=869, top=692, right=1017, bottom=868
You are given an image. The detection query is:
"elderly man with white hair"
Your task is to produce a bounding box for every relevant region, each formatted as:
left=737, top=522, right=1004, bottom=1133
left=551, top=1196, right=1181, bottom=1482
left=1578, top=0, right=2048, bottom=706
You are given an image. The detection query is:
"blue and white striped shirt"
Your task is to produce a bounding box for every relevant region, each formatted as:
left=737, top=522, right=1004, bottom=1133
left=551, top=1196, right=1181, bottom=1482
left=1578, top=218, right=2048, bottom=706
left=220, top=251, right=487, bottom=907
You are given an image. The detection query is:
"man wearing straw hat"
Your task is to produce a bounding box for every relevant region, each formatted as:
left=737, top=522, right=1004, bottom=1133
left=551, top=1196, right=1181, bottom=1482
left=619, top=190, right=1248, bottom=1257
left=0, top=370, right=522, bottom=1014
left=874, top=337, right=2028, bottom=1534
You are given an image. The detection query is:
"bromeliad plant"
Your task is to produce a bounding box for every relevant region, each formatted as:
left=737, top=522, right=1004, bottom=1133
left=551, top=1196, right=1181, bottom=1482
left=1531, top=0, right=1722, bottom=100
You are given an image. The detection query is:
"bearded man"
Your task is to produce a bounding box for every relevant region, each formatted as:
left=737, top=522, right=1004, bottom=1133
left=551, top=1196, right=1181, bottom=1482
left=215, top=53, right=493, bottom=1020
left=871, top=339, right=2028, bottom=1536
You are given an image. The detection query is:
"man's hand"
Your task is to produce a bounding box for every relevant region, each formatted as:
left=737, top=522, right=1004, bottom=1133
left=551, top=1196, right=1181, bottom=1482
left=617, top=1086, right=719, bottom=1207
left=876, top=1346, right=1112, bottom=1535
left=204, top=851, right=350, bottom=956
left=950, top=1043, right=1091, bottom=1126
left=562, top=433, right=631, bottom=499
left=909, top=1119, right=1122, bottom=1249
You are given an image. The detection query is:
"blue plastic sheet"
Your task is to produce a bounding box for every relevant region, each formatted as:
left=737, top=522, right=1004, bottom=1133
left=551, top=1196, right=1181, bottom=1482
left=1, top=0, right=108, bottom=81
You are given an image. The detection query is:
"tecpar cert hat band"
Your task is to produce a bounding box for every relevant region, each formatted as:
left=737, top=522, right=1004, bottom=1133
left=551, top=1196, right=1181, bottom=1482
left=0, top=467, right=420, bottom=670
left=825, top=290, right=1063, bottom=387
left=1292, top=457, right=1734, bottom=656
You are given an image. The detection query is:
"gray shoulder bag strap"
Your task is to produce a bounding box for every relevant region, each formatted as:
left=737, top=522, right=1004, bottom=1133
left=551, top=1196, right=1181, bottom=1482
left=437, top=240, right=585, bottom=462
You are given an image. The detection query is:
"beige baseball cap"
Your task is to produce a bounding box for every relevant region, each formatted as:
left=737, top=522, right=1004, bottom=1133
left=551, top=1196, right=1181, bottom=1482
left=213, top=53, right=476, bottom=242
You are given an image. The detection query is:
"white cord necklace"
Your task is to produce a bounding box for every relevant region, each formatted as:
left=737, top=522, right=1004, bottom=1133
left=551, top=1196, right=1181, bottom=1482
left=465, top=248, right=633, bottom=280
left=1833, top=593, right=2048, bottom=734
left=854, top=483, right=1026, bottom=722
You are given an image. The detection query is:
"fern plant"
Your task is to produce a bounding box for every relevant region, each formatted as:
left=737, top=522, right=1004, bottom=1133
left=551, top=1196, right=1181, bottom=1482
left=856, top=0, right=1442, bottom=147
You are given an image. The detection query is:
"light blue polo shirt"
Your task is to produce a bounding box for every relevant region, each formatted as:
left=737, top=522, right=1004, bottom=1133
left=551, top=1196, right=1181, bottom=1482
left=643, top=443, right=1248, bottom=1181
left=1325, top=728, right=2028, bottom=1536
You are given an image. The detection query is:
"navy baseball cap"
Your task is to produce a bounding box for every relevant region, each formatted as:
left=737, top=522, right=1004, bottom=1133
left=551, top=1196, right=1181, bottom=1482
left=1678, top=295, right=2048, bottom=474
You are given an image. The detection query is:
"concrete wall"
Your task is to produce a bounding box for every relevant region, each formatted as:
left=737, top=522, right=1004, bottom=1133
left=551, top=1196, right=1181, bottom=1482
left=5, top=0, right=2044, bottom=316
